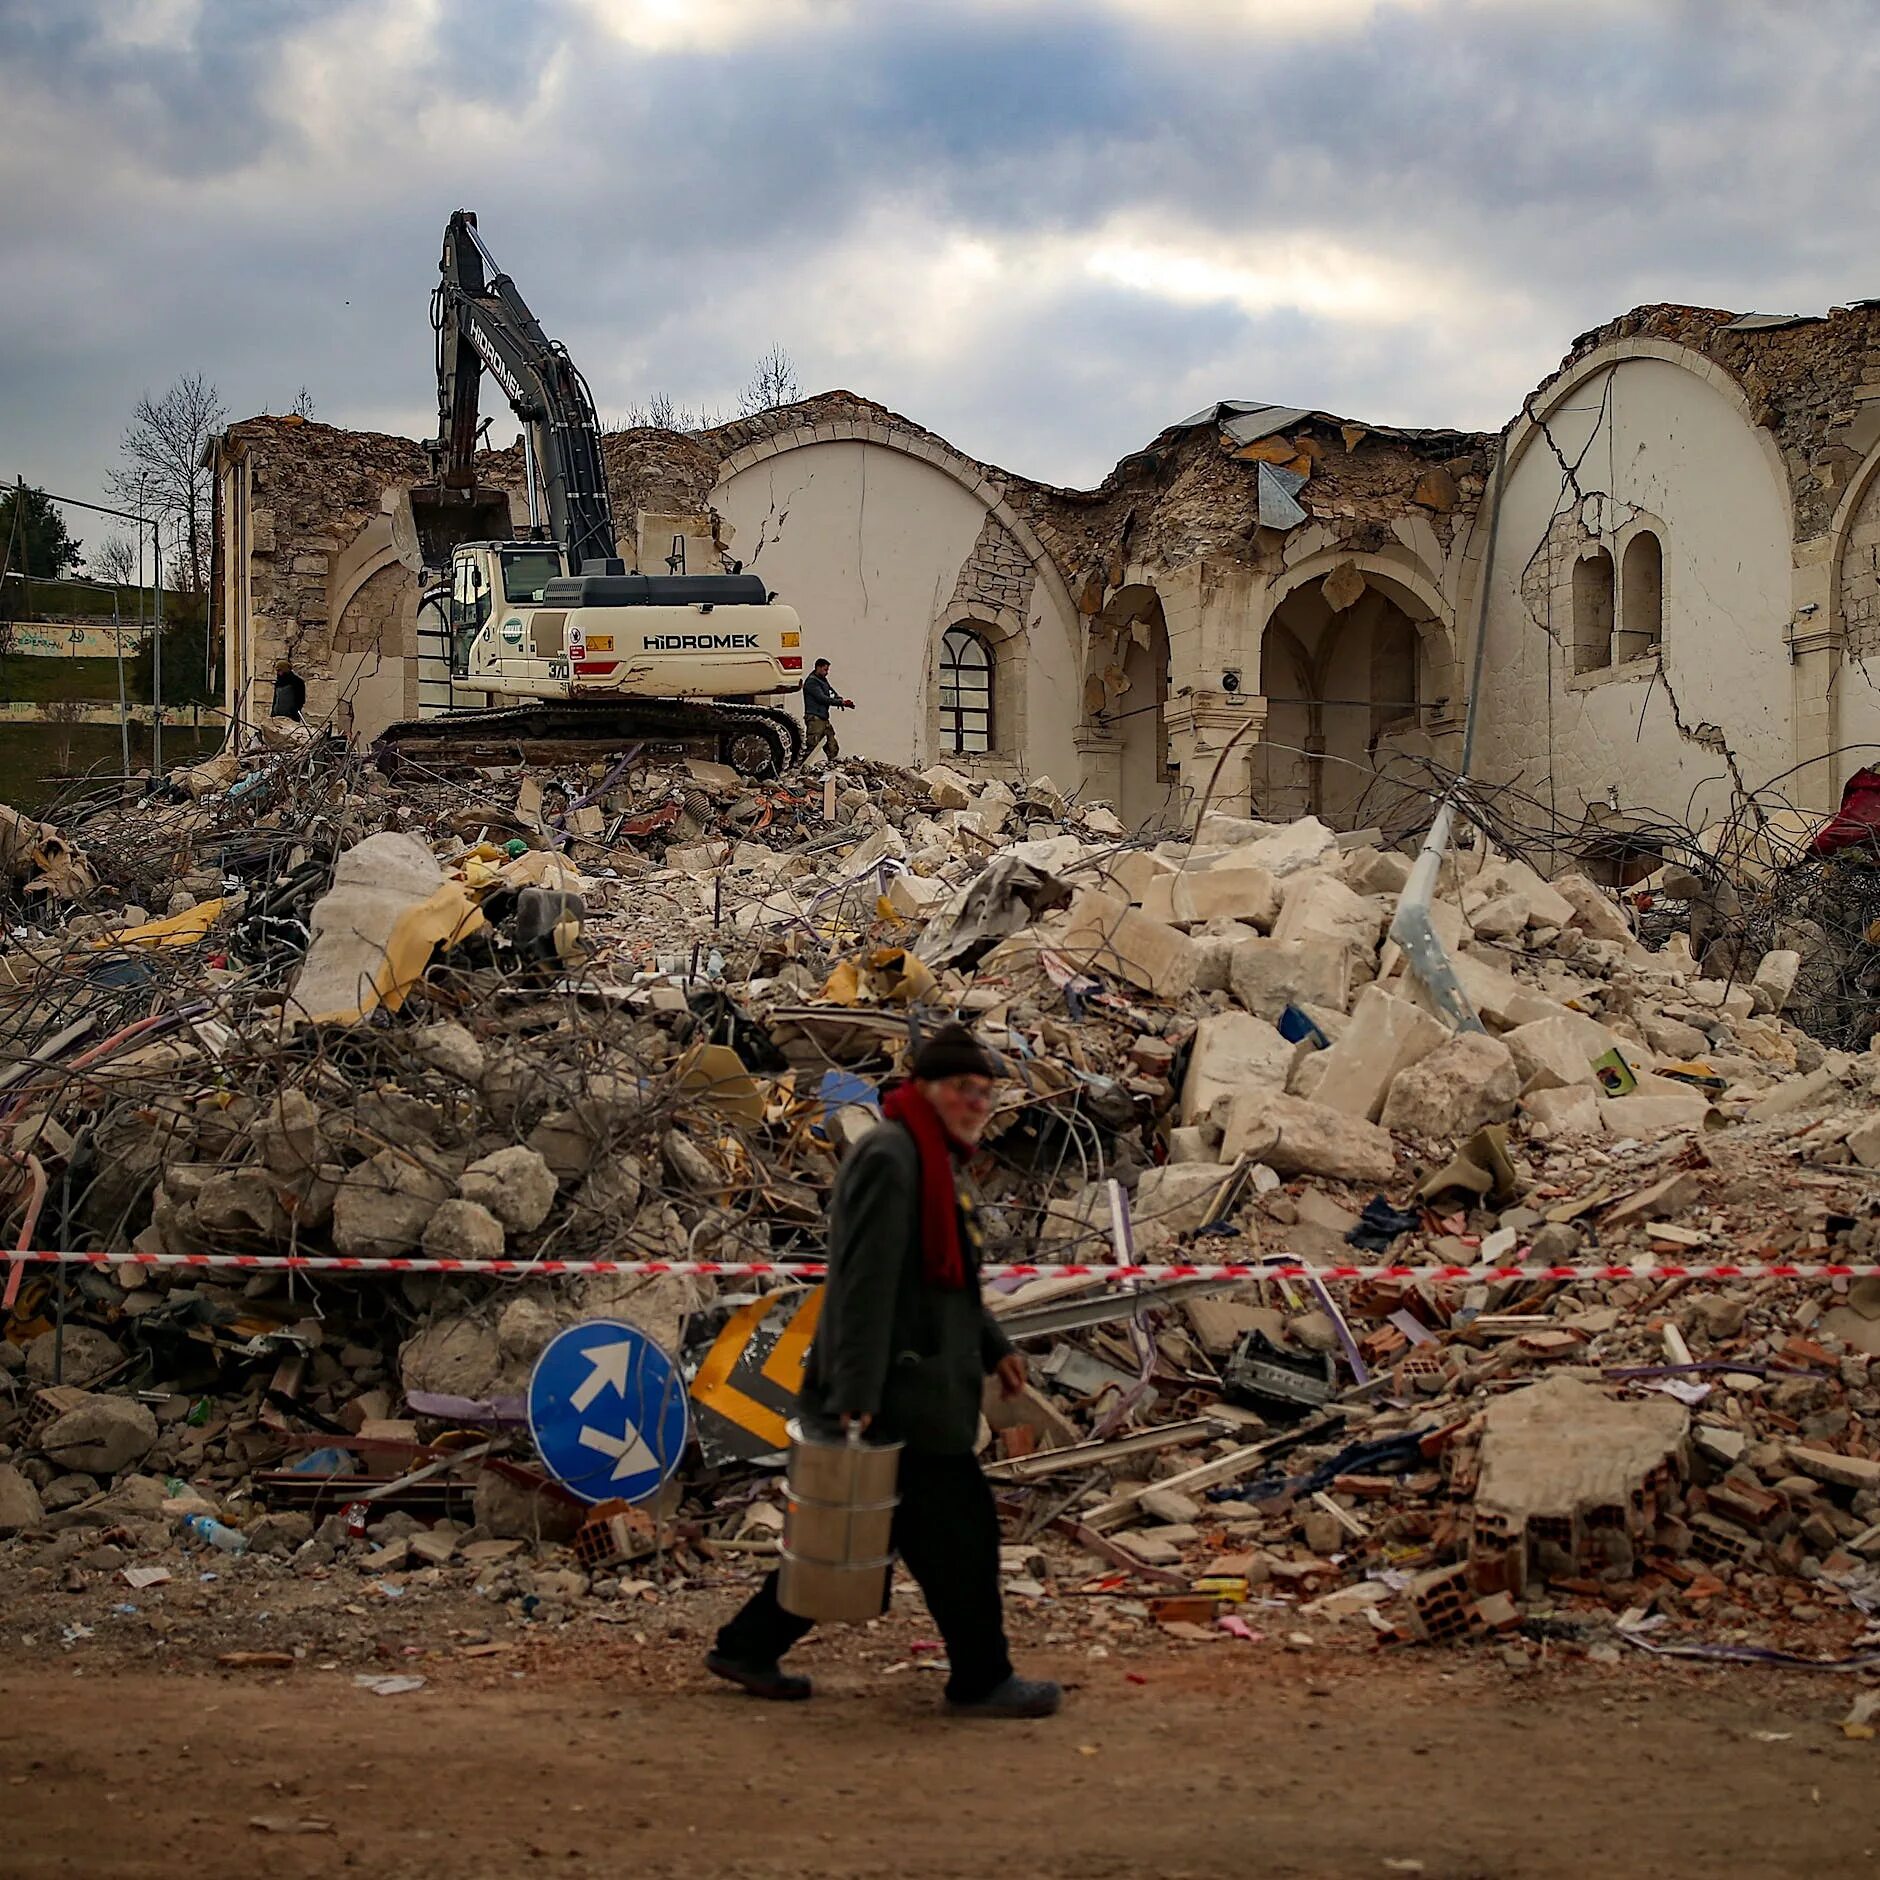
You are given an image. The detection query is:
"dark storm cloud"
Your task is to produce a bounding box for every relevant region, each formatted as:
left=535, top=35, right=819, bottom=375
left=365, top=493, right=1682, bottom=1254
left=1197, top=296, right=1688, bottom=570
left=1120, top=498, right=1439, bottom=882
left=4, top=0, right=1879, bottom=520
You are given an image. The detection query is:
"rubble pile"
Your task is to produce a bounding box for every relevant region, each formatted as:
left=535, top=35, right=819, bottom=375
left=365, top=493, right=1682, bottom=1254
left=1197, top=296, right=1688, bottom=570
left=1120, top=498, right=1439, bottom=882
left=4, top=726, right=1880, bottom=1669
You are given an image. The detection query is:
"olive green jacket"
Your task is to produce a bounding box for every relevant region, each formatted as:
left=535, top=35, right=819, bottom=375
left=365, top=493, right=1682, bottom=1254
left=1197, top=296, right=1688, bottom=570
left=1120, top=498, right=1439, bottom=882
left=797, top=1120, right=1013, bottom=1454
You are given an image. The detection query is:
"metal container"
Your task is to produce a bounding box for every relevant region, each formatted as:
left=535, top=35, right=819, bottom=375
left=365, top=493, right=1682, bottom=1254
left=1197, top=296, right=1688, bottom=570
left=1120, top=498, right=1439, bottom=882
left=777, top=1418, right=903, bottom=1624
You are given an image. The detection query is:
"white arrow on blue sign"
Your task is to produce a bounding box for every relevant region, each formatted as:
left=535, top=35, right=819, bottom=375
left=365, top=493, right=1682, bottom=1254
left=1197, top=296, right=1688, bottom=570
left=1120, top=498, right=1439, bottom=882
left=526, top=1319, right=690, bottom=1505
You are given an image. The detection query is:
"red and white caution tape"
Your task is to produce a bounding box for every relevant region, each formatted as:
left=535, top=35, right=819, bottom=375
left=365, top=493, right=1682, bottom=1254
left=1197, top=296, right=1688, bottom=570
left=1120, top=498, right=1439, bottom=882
left=1, top=1249, right=1875, bottom=1285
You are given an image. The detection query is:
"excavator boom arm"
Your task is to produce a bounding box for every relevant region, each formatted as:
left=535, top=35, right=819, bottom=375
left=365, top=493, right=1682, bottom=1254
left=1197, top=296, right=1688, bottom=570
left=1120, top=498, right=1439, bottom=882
left=428, top=210, right=619, bottom=571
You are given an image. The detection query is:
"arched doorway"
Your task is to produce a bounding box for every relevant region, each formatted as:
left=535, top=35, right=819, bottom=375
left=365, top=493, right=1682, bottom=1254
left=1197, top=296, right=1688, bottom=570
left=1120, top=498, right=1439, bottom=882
left=1255, top=570, right=1438, bottom=830
left=1091, top=584, right=1175, bottom=830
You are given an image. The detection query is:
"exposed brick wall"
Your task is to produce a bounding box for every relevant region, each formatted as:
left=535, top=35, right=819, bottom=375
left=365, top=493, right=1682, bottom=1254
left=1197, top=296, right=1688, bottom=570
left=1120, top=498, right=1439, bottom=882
left=949, top=513, right=1036, bottom=620
left=335, top=561, right=407, bottom=660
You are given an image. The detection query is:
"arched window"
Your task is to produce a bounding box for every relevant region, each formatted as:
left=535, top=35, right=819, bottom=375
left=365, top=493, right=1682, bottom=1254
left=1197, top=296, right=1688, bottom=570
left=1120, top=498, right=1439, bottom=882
left=939, top=626, right=994, bottom=753
left=1619, top=531, right=1663, bottom=661
left=1572, top=547, right=1615, bottom=675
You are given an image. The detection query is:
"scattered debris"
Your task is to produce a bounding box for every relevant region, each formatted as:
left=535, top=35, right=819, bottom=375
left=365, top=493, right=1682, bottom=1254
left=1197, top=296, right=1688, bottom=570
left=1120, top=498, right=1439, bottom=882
left=4, top=728, right=1880, bottom=1672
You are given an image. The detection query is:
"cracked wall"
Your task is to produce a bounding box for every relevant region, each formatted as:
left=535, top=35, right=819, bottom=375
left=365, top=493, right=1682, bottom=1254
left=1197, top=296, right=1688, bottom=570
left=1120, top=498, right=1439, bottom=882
left=1476, top=353, right=1794, bottom=842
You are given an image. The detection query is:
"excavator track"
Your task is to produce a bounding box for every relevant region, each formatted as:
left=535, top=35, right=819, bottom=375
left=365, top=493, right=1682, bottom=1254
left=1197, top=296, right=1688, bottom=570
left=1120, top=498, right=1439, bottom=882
left=372, top=698, right=803, bottom=778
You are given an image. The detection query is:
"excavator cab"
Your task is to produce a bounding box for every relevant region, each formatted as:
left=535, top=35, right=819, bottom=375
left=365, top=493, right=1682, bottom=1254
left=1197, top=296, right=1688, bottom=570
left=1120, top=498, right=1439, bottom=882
left=440, top=541, right=569, bottom=678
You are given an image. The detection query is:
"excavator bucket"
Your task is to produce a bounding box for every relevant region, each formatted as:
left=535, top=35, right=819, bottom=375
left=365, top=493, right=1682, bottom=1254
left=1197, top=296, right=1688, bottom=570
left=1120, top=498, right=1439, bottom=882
left=395, top=484, right=515, bottom=573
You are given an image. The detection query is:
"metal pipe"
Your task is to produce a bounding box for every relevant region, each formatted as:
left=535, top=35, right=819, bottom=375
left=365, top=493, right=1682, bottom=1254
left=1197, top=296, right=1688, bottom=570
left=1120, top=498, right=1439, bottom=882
left=1387, top=417, right=1515, bottom=1032
left=521, top=428, right=543, bottom=531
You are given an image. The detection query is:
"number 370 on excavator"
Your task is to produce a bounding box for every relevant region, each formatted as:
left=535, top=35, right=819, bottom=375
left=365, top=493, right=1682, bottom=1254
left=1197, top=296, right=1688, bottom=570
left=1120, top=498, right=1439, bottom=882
left=376, top=210, right=807, bottom=775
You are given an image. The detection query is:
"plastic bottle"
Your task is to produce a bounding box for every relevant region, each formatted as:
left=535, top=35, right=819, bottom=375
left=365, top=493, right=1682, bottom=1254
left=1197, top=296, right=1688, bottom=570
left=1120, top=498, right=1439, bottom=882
left=182, top=1514, right=249, bottom=1555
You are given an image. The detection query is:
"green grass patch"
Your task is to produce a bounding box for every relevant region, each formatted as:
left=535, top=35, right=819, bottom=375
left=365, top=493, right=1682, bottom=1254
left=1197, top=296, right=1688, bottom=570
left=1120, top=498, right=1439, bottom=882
left=0, top=723, right=221, bottom=815
left=0, top=656, right=132, bottom=704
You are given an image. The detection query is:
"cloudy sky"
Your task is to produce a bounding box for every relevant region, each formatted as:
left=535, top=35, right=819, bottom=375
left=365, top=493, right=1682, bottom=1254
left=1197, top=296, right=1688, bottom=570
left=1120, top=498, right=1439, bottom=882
left=4, top=0, right=1878, bottom=527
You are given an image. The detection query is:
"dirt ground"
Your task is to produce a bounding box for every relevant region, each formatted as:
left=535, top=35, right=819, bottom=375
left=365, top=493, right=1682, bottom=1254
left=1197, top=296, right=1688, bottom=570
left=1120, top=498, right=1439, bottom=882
left=6, top=1614, right=1880, bottom=1879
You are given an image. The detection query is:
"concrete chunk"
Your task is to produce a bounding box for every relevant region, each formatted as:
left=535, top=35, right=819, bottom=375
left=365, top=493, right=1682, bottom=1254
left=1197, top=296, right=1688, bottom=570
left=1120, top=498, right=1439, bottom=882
left=1181, top=1011, right=1293, bottom=1125
left=1520, top=1085, right=1601, bottom=1136
left=41, top=1395, right=159, bottom=1476
left=1503, top=1013, right=1635, bottom=1090
left=1467, top=859, right=1576, bottom=931
left=459, top=1146, right=558, bottom=1232
left=1751, top=949, right=1801, bottom=1015
left=920, top=765, right=975, bottom=810
left=1597, top=1091, right=1712, bottom=1137
left=1220, top=1089, right=1397, bottom=1185
left=1381, top=1031, right=1520, bottom=1140
left=885, top=872, right=950, bottom=918
left=1106, top=849, right=1178, bottom=905
left=1181, top=865, right=1282, bottom=930
left=1552, top=873, right=1633, bottom=944
left=1271, top=872, right=1385, bottom=958
left=1308, top=986, right=1447, bottom=1123
left=0, top=1463, right=44, bottom=1535
left=1058, top=888, right=1198, bottom=998
left=1475, top=1376, right=1687, bottom=1585
left=1228, top=936, right=1353, bottom=1017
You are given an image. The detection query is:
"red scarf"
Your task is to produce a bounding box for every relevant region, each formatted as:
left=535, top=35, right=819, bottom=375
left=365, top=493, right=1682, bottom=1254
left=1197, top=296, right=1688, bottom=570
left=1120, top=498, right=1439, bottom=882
left=882, top=1082, right=972, bottom=1290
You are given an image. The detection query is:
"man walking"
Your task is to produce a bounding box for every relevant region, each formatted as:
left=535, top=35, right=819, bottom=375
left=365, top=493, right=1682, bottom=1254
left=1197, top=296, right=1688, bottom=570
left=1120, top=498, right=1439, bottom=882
left=708, top=1024, right=1063, bottom=1720
left=800, top=657, right=852, bottom=764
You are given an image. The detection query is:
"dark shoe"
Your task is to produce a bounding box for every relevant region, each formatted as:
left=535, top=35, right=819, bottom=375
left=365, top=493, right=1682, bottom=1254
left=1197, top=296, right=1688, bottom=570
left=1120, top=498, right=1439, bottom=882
left=705, top=1650, right=812, bottom=1701
left=946, top=1674, right=1062, bottom=1718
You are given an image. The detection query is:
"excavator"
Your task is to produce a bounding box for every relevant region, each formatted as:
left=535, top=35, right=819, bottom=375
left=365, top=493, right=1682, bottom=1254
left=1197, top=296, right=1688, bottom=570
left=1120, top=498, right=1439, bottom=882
left=375, top=211, right=806, bottom=774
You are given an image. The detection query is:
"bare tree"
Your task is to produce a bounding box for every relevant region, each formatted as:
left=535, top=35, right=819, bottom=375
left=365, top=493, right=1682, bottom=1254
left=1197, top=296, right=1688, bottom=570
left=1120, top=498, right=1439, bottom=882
left=737, top=344, right=800, bottom=418
left=91, top=535, right=136, bottom=586
left=290, top=386, right=316, bottom=418
left=106, top=373, right=228, bottom=596
left=610, top=392, right=722, bottom=433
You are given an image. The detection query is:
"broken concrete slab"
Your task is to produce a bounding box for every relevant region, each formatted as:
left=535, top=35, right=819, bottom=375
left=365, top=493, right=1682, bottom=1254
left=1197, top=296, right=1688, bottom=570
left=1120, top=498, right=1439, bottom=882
left=1474, top=1375, right=1687, bottom=1587
left=1307, top=985, right=1447, bottom=1123
left=1228, top=936, right=1353, bottom=1018
left=1180, top=1010, right=1294, bottom=1126
left=1220, top=1089, right=1398, bottom=1185
left=459, top=1146, right=558, bottom=1233
left=1057, top=887, right=1199, bottom=999
left=1381, top=1031, right=1521, bottom=1140
left=41, top=1395, right=159, bottom=1476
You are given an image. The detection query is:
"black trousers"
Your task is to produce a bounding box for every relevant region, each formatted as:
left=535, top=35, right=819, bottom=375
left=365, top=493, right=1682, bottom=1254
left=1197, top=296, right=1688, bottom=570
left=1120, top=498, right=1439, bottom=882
left=716, top=1448, right=1013, bottom=1703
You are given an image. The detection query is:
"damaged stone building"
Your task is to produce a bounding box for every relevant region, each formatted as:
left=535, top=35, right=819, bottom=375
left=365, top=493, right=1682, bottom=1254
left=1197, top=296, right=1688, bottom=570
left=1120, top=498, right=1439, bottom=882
left=210, top=299, right=1880, bottom=845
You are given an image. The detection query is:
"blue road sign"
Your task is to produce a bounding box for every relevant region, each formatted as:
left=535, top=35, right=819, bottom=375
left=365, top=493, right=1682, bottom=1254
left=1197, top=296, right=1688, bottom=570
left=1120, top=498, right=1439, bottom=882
left=527, top=1319, right=690, bottom=1505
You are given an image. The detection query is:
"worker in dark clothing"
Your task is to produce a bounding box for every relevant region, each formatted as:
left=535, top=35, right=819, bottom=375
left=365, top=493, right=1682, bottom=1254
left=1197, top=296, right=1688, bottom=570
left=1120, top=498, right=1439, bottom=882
left=708, top=1025, right=1063, bottom=1720
left=270, top=661, right=307, bottom=722
left=799, top=657, right=852, bottom=764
